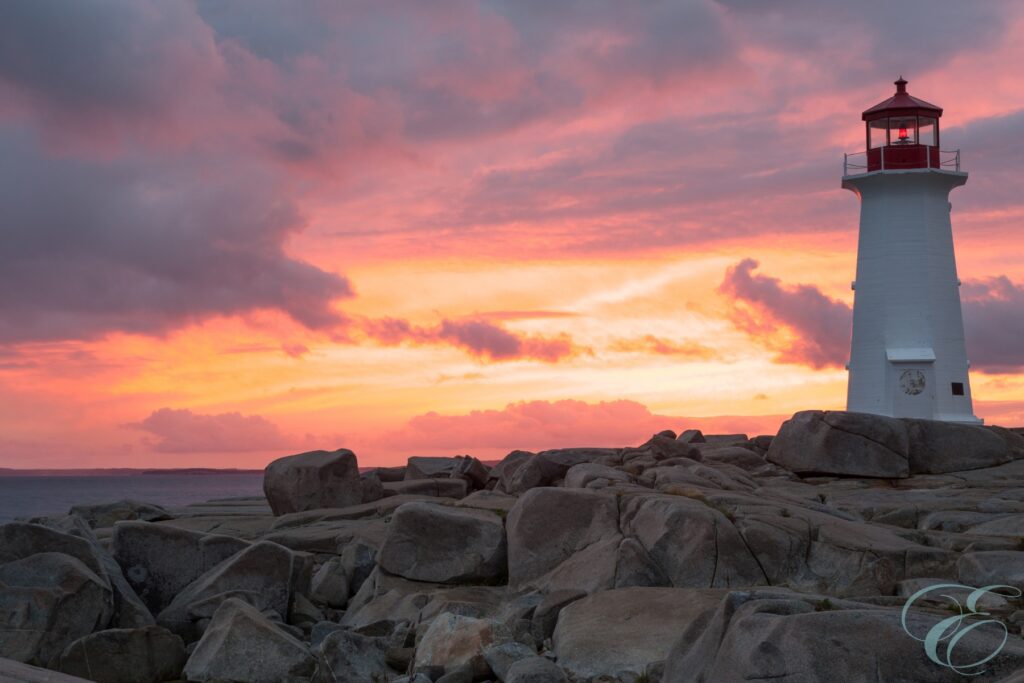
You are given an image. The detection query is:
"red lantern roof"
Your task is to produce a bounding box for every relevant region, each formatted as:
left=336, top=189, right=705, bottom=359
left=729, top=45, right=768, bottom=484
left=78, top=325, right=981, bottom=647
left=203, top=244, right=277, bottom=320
left=862, top=77, right=942, bottom=121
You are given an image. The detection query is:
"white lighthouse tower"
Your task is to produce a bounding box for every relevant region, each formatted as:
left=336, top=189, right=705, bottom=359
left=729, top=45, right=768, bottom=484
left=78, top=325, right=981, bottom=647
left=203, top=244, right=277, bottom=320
left=843, top=78, right=980, bottom=423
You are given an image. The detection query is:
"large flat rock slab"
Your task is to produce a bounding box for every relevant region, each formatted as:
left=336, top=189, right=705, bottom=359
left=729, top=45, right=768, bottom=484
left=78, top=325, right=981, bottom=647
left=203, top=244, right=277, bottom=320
left=663, top=588, right=1024, bottom=682
left=768, top=411, right=1015, bottom=478
left=767, top=410, right=910, bottom=478
left=0, top=657, right=92, bottom=682
left=553, top=587, right=725, bottom=680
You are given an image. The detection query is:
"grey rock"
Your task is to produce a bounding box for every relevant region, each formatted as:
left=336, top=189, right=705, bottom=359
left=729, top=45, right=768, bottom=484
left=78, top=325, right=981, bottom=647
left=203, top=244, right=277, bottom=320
left=767, top=410, right=910, bottom=478
left=958, top=551, right=1024, bottom=590
left=506, top=656, right=567, bottom=683
left=704, top=433, right=750, bottom=446
left=453, top=490, right=519, bottom=514
left=506, top=488, right=620, bottom=590
left=341, top=569, right=505, bottom=633
left=531, top=590, right=586, bottom=642
left=157, top=541, right=297, bottom=641
left=725, top=492, right=953, bottom=596
left=0, top=658, right=93, bottom=682
left=552, top=587, right=723, bottom=680
left=623, top=494, right=767, bottom=589
left=153, top=514, right=272, bottom=540
left=646, top=460, right=757, bottom=491
left=378, top=503, right=506, bottom=584
left=310, top=620, right=347, bottom=647
left=490, top=450, right=534, bottom=492
left=0, top=552, right=112, bottom=667
left=968, top=515, right=1024, bottom=536
left=55, top=626, right=185, bottom=683
left=268, top=496, right=435, bottom=529
left=662, top=589, right=1024, bottom=682
left=919, top=510, right=1001, bottom=533
left=698, top=446, right=767, bottom=472
left=310, top=557, right=350, bottom=609
left=112, top=521, right=249, bottom=614
left=316, top=629, right=392, bottom=682
left=67, top=501, right=171, bottom=529
left=636, top=432, right=701, bottom=461
left=987, top=425, right=1024, bottom=458
left=435, top=661, right=474, bottom=683
left=402, top=455, right=489, bottom=489
left=263, top=449, right=364, bottom=516
left=383, top=478, right=470, bottom=499
left=405, top=456, right=466, bottom=480
left=506, top=448, right=620, bottom=494
left=562, top=463, right=631, bottom=489
left=360, top=472, right=384, bottom=504
left=895, top=578, right=1008, bottom=610
left=483, top=640, right=536, bottom=680
left=23, top=516, right=153, bottom=629
left=340, top=540, right=378, bottom=596
left=904, top=419, right=1014, bottom=474
left=364, top=465, right=407, bottom=482
left=612, top=536, right=670, bottom=588
left=289, top=592, right=323, bottom=627
left=182, top=598, right=317, bottom=682
left=0, top=522, right=107, bottom=578
left=414, top=613, right=494, bottom=677
left=676, top=429, right=706, bottom=443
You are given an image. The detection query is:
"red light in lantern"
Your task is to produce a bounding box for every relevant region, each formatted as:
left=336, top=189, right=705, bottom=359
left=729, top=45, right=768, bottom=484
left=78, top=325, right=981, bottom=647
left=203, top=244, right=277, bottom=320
left=898, top=126, right=909, bottom=142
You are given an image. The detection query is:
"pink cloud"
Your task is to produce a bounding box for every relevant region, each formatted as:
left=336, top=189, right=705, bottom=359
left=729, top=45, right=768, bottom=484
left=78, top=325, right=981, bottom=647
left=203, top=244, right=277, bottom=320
left=360, top=317, right=584, bottom=363
left=720, top=259, right=851, bottom=369
left=610, top=335, right=719, bottom=359
left=126, top=408, right=302, bottom=453
left=721, top=259, right=1024, bottom=374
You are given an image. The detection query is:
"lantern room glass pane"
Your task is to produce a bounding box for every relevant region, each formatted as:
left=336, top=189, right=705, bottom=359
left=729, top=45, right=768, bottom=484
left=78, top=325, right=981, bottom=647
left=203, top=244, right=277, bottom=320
left=868, top=119, right=887, bottom=149
left=918, top=117, right=937, bottom=146
left=889, top=116, right=916, bottom=145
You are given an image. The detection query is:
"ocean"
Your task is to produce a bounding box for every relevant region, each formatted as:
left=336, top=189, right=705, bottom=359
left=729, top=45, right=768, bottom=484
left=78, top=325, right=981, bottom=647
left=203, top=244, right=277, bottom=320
left=0, top=473, right=265, bottom=522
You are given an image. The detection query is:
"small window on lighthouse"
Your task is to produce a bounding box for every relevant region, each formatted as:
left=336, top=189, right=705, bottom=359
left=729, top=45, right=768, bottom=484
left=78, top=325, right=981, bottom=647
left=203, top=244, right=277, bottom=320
left=889, top=116, right=916, bottom=144
left=918, top=117, right=937, bottom=146
left=952, top=382, right=965, bottom=396
left=869, top=119, right=888, bottom=148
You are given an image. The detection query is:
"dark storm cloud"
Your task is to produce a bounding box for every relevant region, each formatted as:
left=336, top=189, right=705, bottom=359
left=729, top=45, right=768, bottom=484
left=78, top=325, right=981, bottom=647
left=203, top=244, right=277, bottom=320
left=715, top=0, right=1007, bottom=86
left=962, top=277, right=1024, bottom=373
left=0, top=132, right=352, bottom=343
left=0, top=0, right=219, bottom=131
left=945, top=110, right=1024, bottom=210
left=721, top=259, right=1024, bottom=373
left=720, top=259, right=851, bottom=369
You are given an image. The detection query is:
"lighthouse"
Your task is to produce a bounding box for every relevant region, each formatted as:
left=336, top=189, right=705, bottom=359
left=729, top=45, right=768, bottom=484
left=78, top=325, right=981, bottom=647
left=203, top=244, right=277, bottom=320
left=843, top=78, right=980, bottom=423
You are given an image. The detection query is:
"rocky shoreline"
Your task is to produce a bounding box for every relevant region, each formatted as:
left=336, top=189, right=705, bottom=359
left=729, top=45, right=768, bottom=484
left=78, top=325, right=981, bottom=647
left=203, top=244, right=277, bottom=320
left=2, top=409, right=1024, bottom=682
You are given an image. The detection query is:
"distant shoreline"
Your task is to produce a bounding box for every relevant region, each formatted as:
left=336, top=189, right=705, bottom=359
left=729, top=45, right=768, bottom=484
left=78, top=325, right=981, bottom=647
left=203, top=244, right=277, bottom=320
left=0, top=468, right=264, bottom=477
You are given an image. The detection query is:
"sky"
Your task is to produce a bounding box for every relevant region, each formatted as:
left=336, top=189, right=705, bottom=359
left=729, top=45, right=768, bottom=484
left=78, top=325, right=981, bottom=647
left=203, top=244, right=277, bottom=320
left=2, top=0, right=1024, bottom=469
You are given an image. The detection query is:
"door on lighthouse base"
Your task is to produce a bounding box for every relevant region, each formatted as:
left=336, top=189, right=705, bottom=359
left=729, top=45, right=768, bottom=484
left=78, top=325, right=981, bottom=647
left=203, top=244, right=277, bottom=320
left=889, top=361, right=936, bottom=419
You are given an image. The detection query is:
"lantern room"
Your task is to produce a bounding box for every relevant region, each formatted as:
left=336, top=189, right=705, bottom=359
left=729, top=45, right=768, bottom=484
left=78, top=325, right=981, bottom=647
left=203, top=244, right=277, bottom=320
left=860, top=77, right=942, bottom=172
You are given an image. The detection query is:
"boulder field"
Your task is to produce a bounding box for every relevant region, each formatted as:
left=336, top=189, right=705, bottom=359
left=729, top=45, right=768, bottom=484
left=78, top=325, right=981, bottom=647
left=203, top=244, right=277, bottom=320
left=1, top=410, right=1023, bottom=681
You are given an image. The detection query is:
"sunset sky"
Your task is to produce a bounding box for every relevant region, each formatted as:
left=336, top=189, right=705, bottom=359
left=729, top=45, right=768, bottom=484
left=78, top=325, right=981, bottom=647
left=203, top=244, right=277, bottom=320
left=3, top=1, right=1024, bottom=469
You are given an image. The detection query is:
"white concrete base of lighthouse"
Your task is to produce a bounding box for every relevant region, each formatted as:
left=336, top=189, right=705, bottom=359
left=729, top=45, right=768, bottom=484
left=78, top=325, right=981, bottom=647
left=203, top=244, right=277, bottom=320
left=843, top=168, right=980, bottom=424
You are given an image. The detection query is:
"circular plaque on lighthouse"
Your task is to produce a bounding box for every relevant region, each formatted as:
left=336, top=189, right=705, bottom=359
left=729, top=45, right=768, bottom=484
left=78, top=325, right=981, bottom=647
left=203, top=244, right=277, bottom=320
left=899, top=370, right=926, bottom=396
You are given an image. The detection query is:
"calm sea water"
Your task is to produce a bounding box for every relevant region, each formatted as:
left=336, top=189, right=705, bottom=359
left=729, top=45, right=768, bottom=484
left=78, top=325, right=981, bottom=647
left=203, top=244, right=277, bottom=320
left=0, top=473, right=265, bottom=522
